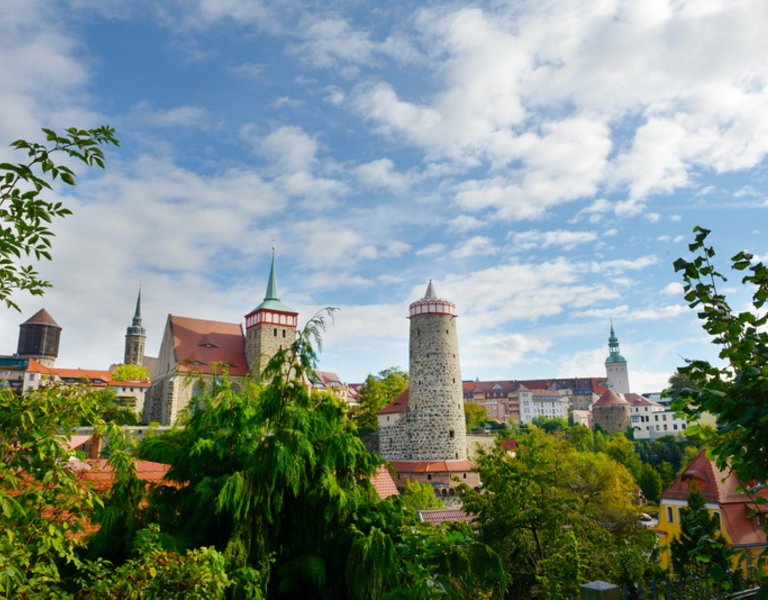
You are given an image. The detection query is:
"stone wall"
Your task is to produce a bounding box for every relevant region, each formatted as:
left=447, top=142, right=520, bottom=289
left=594, top=403, right=630, bottom=435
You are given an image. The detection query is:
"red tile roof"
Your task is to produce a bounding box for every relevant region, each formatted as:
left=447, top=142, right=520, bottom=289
left=380, top=390, right=409, bottom=414
left=25, top=358, right=55, bottom=374
left=593, top=389, right=630, bottom=407
left=661, top=451, right=768, bottom=548
left=390, top=460, right=475, bottom=473
left=624, top=392, right=662, bottom=407
left=371, top=465, right=399, bottom=500
left=74, top=459, right=171, bottom=491
left=23, top=308, right=60, bottom=327
left=169, top=315, right=248, bottom=376
left=419, top=509, right=475, bottom=524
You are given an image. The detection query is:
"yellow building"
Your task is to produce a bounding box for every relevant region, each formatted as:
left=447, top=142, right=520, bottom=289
left=657, top=451, right=767, bottom=571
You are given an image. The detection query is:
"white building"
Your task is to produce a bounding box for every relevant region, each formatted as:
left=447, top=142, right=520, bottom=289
left=519, top=387, right=569, bottom=424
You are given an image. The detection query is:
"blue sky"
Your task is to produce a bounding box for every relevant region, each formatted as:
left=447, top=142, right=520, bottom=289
left=1, top=0, right=767, bottom=391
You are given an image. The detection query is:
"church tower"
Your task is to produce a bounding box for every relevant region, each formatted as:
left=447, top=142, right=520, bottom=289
left=404, top=281, right=467, bottom=461
left=124, top=288, right=146, bottom=366
left=604, top=322, right=630, bottom=394
left=244, top=251, right=298, bottom=378
left=17, top=309, right=61, bottom=367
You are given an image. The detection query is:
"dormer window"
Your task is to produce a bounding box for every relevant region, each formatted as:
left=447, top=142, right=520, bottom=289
left=199, top=343, right=217, bottom=349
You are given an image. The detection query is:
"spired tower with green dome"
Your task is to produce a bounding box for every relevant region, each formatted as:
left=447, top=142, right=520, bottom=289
left=244, top=250, right=299, bottom=378
left=604, top=322, right=630, bottom=394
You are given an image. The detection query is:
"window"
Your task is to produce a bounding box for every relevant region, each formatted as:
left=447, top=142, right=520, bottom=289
left=427, top=474, right=432, bottom=481
left=449, top=430, right=455, bottom=439
left=273, top=328, right=277, bottom=336
left=712, top=512, right=720, bottom=531
left=282, top=329, right=286, bottom=338
left=667, top=506, right=674, bottom=523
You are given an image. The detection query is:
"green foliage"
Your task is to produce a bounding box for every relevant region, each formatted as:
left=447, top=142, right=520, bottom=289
left=638, top=463, right=663, bottom=503
left=0, top=385, right=115, bottom=595
left=400, top=481, right=444, bottom=511
left=460, top=428, right=653, bottom=598
left=0, top=126, right=118, bottom=310
left=670, top=487, right=733, bottom=586
left=530, top=416, right=568, bottom=434
left=78, top=525, right=236, bottom=599
left=111, top=364, right=149, bottom=381
left=673, top=226, right=768, bottom=483
left=464, top=400, right=488, bottom=431
left=354, top=367, right=408, bottom=431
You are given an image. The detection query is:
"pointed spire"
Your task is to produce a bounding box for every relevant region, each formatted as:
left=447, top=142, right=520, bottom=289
left=126, top=286, right=146, bottom=337
left=606, top=321, right=626, bottom=364
left=133, top=287, right=142, bottom=324
left=424, top=279, right=437, bottom=299
left=264, top=247, right=280, bottom=301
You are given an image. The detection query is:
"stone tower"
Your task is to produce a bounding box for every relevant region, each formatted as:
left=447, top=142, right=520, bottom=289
left=17, top=309, right=61, bottom=367
left=592, top=389, right=631, bottom=435
left=244, top=251, right=298, bottom=378
left=605, top=323, right=630, bottom=394
left=124, top=288, right=146, bottom=366
left=403, top=281, right=467, bottom=461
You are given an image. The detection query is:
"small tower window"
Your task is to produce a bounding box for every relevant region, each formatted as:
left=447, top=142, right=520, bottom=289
left=273, top=328, right=277, bottom=337
left=282, top=330, right=286, bottom=338
left=427, top=474, right=432, bottom=481
left=449, top=430, right=455, bottom=438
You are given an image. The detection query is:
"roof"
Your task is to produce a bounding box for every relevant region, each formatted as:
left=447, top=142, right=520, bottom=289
left=74, top=459, right=171, bottom=492
left=22, top=308, right=60, bottom=327
left=390, top=460, right=475, bottom=473
left=661, top=451, right=768, bottom=548
left=315, top=371, right=343, bottom=386
left=380, top=390, right=409, bottom=414
left=370, top=465, right=399, bottom=500
left=419, top=509, right=475, bottom=524
left=169, top=315, right=248, bottom=376
left=248, top=251, right=296, bottom=315
left=624, top=392, right=662, bottom=407
left=593, top=389, right=630, bottom=407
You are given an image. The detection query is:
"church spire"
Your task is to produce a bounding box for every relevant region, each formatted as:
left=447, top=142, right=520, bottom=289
left=606, top=321, right=626, bottom=364
left=264, top=248, right=280, bottom=301
left=124, top=286, right=146, bottom=366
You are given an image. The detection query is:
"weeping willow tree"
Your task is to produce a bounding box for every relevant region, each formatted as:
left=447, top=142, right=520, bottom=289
left=135, top=311, right=506, bottom=598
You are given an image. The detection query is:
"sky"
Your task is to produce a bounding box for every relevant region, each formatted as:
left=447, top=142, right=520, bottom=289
left=1, top=0, right=767, bottom=392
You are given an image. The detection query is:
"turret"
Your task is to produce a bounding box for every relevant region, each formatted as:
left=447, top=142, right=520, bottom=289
left=244, top=250, right=299, bottom=377
left=17, top=309, right=61, bottom=367
left=604, top=322, right=630, bottom=394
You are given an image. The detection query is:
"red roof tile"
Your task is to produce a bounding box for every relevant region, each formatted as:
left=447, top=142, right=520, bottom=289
left=661, top=451, right=768, bottom=548
left=593, top=389, right=630, bottom=407
left=390, top=460, right=475, bottom=473
left=22, top=308, right=60, bottom=327
left=624, top=393, right=662, bottom=407
left=380, top=390, right=409, bottom=414
left=371, top=465, right=399, bottom=500
left=170, top=315, right=248, bottom=376
left=75, top=459, right=171, bottom=491
left=419, top=509, right=475, bottom=524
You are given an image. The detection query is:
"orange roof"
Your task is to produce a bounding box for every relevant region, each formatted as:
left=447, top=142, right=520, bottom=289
left=390, top=460, right=475, bottom=473
left=169, top=315, right=248, bottom=376
left=25, top=358, right=55, bottom=374
left=624, top=392, right=661, bottom=407
left=661, top=451, right=768, bottom=548
left=74, top=459, right=172, bottom=491
left=370, top=465, right=399, bottom=500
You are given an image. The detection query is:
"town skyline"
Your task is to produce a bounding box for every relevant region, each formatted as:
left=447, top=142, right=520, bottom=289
left=2, top=1, right=767, bottom=391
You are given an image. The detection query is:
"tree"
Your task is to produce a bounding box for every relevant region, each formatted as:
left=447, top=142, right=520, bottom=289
left=0, top=126, right=118, bottom=309
left=354, top=367, right=408, bottom=430
left=464, top=400, right=488, bottom=431
left=111, top=364, right=150, bottom=381
left=670, top=487, right=732, bottom=584
left=672, top=226, right=768, bottom=483
left=638, top=463, right=663, bottom=503
left=0, top=385, right=117, bottom=595
left=400, top=481, right=444, bottom=511
left=530, top=416, right=568, bottom=434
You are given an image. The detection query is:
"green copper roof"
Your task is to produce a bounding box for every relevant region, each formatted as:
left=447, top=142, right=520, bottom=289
left=253, top=250, right=296, bottom=314
left=605, top=322, right=627, bottom=363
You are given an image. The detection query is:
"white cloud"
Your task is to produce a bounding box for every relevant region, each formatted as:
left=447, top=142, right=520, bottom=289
left=130, top=102, right=208, bottom=127
left=355, top=158, right=411, bottom=193
left=416, top=243, right=445, bottom=257
left=509, top=229, right=597, bottom=251
left=448, top=215, right=485, bottom=234
left=290, top=17, right=374, bottom=69
left=450, top=236, right=498, bottom=260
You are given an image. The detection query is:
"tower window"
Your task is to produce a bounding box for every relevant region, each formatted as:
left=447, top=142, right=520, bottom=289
left=427, top=474, right=432, bottom=481
left=449, top=430, right=455, bottom=438
left=282, top=330, right=286, bottom=338
left=273, top=328, right=277, bottom=337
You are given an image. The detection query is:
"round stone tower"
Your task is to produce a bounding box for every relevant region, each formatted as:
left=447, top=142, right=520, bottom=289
left=17, top=308, right=61, bottom=367
left=405, top=281, right=467, bottom=461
